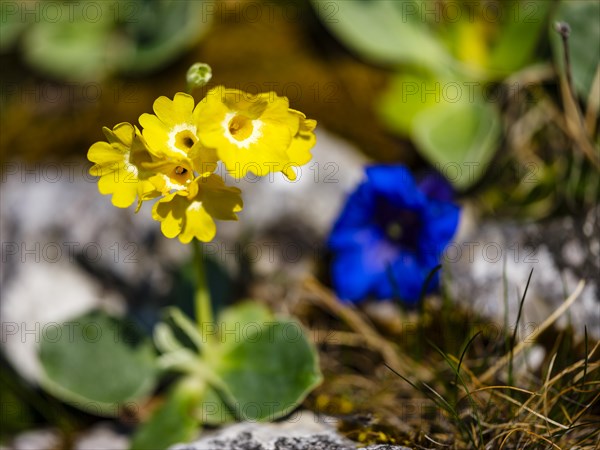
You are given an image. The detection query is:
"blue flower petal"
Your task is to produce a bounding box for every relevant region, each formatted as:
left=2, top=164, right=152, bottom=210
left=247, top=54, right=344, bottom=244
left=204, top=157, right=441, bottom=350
left=331, top=227, right=400, bottom=302
left=389, top=251, right=440, bottom=303
left=417, top=171, right=455, bottom=203
left=365, top=165, right=426, bottom=209
left=328, top=182, right=375, bottom=249
left=331, top=248, right=375, bottom=303
left=420, top=201, right=461, bottom=256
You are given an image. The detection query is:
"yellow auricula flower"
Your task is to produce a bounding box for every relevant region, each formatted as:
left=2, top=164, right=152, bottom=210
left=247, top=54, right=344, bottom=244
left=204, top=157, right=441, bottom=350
left=88, top=81, right=316, bottom=243
left=88, top=123, right=161, bottom=208
left=195, top=86, right=301, bottom=178
left=152, top=174, right=243, bottom=243
left=139, top=92, right=219, bottom=189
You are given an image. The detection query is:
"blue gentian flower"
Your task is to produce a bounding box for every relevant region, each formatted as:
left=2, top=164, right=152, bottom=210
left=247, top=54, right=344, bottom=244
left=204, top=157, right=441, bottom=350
left=328, top=165, right=460, bottom=304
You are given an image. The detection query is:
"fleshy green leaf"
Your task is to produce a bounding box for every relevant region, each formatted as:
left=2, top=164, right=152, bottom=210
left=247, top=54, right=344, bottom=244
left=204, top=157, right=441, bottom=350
left=311, top=0, right=451, bottom=72
left=19, top=1, right=212, bottom=81
left=215, top=301, right=273, bottom=349
left=378, top=71, right=442, bottom=135
left=194, top=384, right=237, bottom=426
left=39, top=311, right=157, bottom=416
left=412, top=96, right=501, bottom=190
left=209, top=311, right=322, bottom=422
left=130, top=378, right=202, bottom=450
left=23, top=20, right=113, bottom=81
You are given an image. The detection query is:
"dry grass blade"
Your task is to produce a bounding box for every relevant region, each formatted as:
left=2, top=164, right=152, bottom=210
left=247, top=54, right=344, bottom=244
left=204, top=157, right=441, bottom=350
left=488, top=389, right=569, bottom=430
left=560, top=77, right=600, bottom=168
left=303, top=276, right=432, bottom=380
left=480, top=280, right=585, bottom=383
left=543, top=353, right=558, bottom=429
left=584, top=66, right=600, bottom=135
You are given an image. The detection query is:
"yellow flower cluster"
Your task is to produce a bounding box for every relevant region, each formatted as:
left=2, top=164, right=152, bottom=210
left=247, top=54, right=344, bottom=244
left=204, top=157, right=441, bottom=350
left=88, top=88, right=317, bottom=243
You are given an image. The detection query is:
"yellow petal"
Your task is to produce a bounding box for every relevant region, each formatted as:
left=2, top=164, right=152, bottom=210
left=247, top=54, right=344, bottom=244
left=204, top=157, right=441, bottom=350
left=139, top=114, right=172, bottom=157
left=88, top=141, right=122, bottom=166
left=152, top=193, right=185, bottom=238
left=196, top=88, right=298, bottom=178
left=87, top=122, right=153, bottom=209
left=282, top=113, right=317, bottom=180
left=287, top=120, right=317, bottom=166
left=96, top=165, right=139, bottom=208
left=101, top=122, right=134, bottom=148
left=179, top=202, right=217, bottom=243
left=199, top=175, right=243, bottom=220
left=151, top=93, right=195, bottom=127
left=189, top=143, right=219, bottom=177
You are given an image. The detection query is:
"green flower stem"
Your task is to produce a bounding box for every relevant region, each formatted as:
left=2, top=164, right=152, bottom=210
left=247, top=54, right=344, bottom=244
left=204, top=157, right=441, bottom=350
left=193, top=239, right=214, bottom=343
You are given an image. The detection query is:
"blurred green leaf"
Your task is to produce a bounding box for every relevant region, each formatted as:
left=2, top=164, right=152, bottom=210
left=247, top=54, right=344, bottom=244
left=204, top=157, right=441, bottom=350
left=551, top=0, right=600, bottom=100
left=207, top=303, right=322, bottom=421
left=18, top=1, right=212, bottom=81
left=0, top=11, right=29, bottom=52
left=487, top=1, right=552, bottom=76
left=194, top=384, right=236, bottom=425
left=412, top=95, right=501, bottom=190
left=312, top=0, right=450, bottom=71
left=39, top=311, right=157, bottom=416
left=215, top=320, right=322, bottom=421
left=215, top=301, right=273, bottom=350
left=132, top=302, right=321, bottom=445
left=116, top=1, right=211, bottom=76
left=23, top=21, right=112, bottom=81
left=378, top=71, right=441, bottom=135
left=130, top=378, right=202, bottom=450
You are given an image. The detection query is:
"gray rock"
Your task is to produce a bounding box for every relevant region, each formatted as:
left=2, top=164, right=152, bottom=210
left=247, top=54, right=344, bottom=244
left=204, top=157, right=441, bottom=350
left=0, top=260, right=124, bottom=382
left=10, top=428, right=61, bottom=450
left=169, top=411, right=411, bottom=450
left=73, top=423, right=129, bottom=450
left=9, top=423, right=129, bottom=450
left=367, top=447, right=412, bottom=450
left=0, top=157, right=190, bottom=296
left=445, top=205, right=600, bottom=339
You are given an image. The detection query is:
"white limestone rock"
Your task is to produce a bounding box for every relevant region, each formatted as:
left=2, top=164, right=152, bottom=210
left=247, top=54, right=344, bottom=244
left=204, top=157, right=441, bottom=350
left=169, top=411, right=411, bottom=450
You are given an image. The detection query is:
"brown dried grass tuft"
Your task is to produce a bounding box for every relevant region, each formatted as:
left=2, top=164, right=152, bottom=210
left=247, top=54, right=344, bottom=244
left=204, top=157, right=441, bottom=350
left=297, top=277, right=599, bottom=449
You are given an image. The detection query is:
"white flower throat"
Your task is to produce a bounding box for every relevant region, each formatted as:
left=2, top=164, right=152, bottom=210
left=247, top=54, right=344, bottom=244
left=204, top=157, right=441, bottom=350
left=222, top=112, right=263, bottom=149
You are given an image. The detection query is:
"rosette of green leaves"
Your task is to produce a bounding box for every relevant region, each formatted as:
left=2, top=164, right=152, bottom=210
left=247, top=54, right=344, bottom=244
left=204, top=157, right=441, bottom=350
left=38, top=303, right=322, bottom=450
